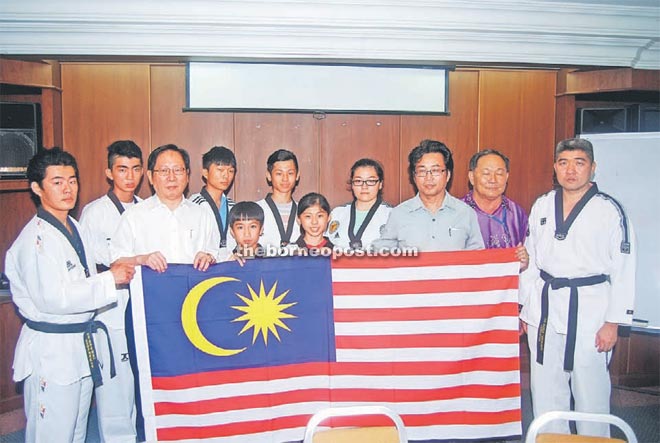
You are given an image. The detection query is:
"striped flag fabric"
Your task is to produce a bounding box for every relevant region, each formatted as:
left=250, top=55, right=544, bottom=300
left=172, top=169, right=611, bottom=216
left=130, top=249, right=522, bottom=442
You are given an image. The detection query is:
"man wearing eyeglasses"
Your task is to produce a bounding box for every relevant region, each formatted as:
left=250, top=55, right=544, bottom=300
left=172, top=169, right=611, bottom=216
left=111, top=143, right=219, bottom=272
left=109, top=143, right=219, bottom=440
left=373, top=139, right=484, bottom=252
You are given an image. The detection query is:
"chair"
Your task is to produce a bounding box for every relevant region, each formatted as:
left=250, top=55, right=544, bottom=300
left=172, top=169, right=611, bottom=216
left=525, top=411, right=637, bottom=443
left=302, top=405, right=408, bottom=443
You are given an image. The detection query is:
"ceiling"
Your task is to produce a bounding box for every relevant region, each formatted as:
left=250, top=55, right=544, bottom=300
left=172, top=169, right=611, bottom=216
left=1, top=0, right=659, bottom=69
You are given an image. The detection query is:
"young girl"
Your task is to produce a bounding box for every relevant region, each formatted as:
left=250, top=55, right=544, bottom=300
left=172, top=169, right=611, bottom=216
left=295, top=192, right=334, bottom=253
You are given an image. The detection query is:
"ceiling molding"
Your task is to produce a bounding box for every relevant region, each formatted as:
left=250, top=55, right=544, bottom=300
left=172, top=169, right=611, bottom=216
left=1, top=0, right=659, bottom=69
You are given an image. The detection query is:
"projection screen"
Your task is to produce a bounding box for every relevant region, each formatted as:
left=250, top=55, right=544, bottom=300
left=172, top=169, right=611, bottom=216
left=187, top=62, right=448, bottom=114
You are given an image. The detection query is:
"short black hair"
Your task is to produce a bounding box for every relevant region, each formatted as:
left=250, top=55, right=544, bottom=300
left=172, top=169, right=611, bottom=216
left=297, top=192, right=331, bottom=216
left=202, top=146, right=236, bottom=170
left=27, top=147, right=78, bottom=187
left=266, top=149, right=298, bottom=173
left=349, top=158, right=384, bottom=198
left=555, top=138, right=594, bottom=163
left=27, top=147, right=79, bottom=205
left=147, top=144, right=190, bottom=172
left=266, top=149, right=299, bottom=187
left=107, top=140, right=143, bottom=168
left=228, top=201, right=264, bottom=227
left=408, top=139, right=454, bottom=188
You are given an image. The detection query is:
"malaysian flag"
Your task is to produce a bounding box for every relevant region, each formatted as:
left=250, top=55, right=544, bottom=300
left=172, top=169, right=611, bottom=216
left=130, top=249, right=522, bottom=442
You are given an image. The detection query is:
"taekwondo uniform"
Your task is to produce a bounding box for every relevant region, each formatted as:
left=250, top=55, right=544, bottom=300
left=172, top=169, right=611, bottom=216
left=79, top=192, right=141, bottom=443
left=6, top=209, right=118, bottom=443
left=327, top=199, right=392, bottom=250
left=520, top=183, right=636, bottom=437
left=189, top=189, right=236, bottom=261
left=256, top=195, right=300, bottom=253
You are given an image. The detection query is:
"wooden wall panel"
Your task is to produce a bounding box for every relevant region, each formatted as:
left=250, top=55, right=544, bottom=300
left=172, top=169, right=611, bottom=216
left=61, top=64, right=151, bottom=214
left=0, top=191, right=35, bottom=271
left=0, top=299, right=24, bottom=414
left=478, top=70, right=557, bottom=212
left=233, top=114, right=319, bottom=202
left=0, top=58, right=54, bottom=88
left=400, top=70, right=480, bottom=203
left=319, top=114, right=400, bottom=208
left=555, top=95, right=576, bottom=145
left=150, top=65, right=235, bottom=198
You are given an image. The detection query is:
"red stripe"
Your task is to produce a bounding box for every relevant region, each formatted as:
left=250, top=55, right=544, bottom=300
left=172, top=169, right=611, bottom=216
left=152, top=357, right=520, bottom=390
left=334, top=302, right=519, bottom=322
left=336, top=329, right=519, bottom=349
left=155, top=383, right=521, bottom=415
left=156, top=409, right=521, bottom=440
left=331, top=249, right=519, bottom=269
left=332, top=275, right=519, bottom=295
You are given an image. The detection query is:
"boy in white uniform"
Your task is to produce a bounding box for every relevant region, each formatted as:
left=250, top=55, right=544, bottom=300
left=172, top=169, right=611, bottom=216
left=520, top=138, right=636, bottom=437
left=79, top=140, right=144, bottom=443
left=5, top=148, right=134, bottom=443
left=256, top=149, right=300, bottom=253
left=190, top=146, right=237, bottom=261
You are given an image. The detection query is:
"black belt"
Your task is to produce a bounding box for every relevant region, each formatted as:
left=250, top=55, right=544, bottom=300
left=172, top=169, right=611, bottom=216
left=25, top=319, right=116, bottom=387
left=537, top=270, right=609, bottom=371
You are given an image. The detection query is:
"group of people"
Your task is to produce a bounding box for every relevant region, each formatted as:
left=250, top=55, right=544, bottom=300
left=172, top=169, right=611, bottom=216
left=5, top=136, right=635, bottom=442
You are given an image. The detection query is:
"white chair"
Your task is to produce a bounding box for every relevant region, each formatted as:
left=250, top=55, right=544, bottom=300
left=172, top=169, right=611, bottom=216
left=525, top=411, right=637, bottom=443
left=303, top=405, right=408, bottom=443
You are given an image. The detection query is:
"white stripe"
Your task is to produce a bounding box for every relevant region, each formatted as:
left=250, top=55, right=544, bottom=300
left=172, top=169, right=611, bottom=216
left=155, top=397, right=521, bottom=428
left=128, top=268, right=159, bottom=443
left=332, top=262, right=519, bottom=282
left=152, top=370, right=520, bottom=403
left=337, top=343, right=518, bottom=362
left=335, top=316, right=518, bottom=335
left=333, top=289, right=518, bottom=308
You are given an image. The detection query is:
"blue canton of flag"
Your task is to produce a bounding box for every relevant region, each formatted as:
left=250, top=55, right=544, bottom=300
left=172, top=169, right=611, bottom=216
left=141, top=256, right=336, bottom=377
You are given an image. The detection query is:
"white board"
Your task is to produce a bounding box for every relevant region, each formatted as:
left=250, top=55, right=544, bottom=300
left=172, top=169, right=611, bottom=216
left=187, top=62, right=447, bottom=114
left=582, top=132, right=660, bottom=330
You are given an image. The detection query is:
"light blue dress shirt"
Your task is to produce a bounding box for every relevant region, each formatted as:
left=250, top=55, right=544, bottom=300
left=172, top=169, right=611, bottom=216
left=373, top=192, right=485, bottom=252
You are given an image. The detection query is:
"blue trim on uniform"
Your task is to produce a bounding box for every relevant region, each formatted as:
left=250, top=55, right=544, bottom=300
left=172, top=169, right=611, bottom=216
left=596, top=191, right=631, bottom=254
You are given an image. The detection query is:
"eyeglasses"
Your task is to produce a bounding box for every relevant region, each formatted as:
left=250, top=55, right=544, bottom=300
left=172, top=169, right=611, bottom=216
left=152, top=166, right=187, bottom=177
left=351, top=179, right=380, bottom=187
left=414, top=167, right=447, bottom=177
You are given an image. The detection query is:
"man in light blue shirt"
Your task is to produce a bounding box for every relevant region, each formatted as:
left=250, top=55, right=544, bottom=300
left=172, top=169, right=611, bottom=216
left=374, top=139, right=484, bottom=252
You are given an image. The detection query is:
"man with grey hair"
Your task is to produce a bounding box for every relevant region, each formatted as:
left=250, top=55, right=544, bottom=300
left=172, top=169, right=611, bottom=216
left=520, top=138, right=636, bottom=438
left=462, top=149, right=529, bottom=269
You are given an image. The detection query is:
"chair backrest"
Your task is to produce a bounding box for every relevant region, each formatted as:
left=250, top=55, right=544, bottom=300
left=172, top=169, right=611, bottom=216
left=525, top=411, right=637, bottom=443
left=303, top=405, right=408, bottom=443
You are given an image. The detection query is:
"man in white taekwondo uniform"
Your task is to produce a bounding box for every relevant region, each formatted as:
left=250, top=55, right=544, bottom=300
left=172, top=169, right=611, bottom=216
left=79, top=140, right=144, bottom=443
left=5, top=148, right=135, bottom=443
left=189, top=146, right=237, bottom=261
left=520, top=138, right=636, bottom=438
